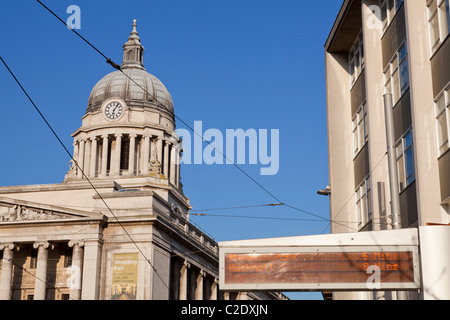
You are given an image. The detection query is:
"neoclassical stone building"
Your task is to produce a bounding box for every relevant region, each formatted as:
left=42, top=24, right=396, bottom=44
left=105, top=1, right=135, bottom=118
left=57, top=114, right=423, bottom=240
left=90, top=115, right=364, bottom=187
left=0, top=21, right=283, bottom=301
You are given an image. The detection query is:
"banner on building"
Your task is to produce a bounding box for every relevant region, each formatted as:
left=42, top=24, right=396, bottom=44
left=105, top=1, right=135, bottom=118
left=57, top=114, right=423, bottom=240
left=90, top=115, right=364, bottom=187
left=111, top=252, right=139, bottom=300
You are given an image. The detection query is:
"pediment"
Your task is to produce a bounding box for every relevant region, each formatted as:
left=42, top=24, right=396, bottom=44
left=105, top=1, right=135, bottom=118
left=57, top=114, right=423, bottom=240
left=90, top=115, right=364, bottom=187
left=0, top=197, right=105, bottom=223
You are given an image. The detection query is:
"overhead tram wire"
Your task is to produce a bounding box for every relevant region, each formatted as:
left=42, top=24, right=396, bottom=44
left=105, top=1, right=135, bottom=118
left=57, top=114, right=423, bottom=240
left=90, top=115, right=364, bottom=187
left=193, top=202, right=285, bottom=212
left=35, top=0, right=284, bottom=200
left=190, top=212, right=328, bottom=223
left=328, top=151, right=389, bottom=231
left=34, top=1, right=355, bottom=230
left=0, top=56, right=169, bottom=291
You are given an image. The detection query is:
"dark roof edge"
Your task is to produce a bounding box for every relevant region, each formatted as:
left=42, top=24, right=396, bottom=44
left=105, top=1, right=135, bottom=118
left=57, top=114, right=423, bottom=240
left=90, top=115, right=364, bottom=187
left=324, top=0, right=353, bottom=51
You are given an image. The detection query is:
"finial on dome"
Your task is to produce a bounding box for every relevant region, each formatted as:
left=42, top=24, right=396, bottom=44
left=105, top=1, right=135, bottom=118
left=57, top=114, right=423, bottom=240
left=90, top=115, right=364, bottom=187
left=121, top=19, right=145, bottom=70
left=131, top=19, right=138, bottom=35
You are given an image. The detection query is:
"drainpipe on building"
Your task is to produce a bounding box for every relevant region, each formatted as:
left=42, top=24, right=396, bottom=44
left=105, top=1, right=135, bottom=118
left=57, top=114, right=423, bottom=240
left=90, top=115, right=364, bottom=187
left=384, top=93, right=407, bottom=300
left=384, top=93, right=402, bottom=230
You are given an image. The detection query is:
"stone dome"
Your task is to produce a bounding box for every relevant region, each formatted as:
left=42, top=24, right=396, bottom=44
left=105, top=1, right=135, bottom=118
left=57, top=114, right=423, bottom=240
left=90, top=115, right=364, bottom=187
left=86, top=68, right=174, bottom=116
left=85, top=19, right=174, bottom=119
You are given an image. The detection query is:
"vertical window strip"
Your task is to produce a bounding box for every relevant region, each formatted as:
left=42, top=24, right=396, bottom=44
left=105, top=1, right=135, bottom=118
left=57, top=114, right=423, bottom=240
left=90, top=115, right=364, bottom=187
left=380, top=0, right=404, bottom=33
left=349, top=30, right=365, bottom=86
left=439, top=0, right=450, bottom=39
left=356, top=178, right=372, bottom=230
left=396, top=128, right=415, bottom=192
left=446, top=0, right=450, bottom=31
left=435, top=86, right=450, bottom=156
left=384, top=40, right=409, bottom=105
left=352, top=103, right=368, bottom=158
left=427, top=0, right=450, bottom=55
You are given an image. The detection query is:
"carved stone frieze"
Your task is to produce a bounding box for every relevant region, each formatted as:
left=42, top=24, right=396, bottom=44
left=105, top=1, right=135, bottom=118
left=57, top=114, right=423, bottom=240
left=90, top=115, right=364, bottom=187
left=0, top=203, right=69, bottom=222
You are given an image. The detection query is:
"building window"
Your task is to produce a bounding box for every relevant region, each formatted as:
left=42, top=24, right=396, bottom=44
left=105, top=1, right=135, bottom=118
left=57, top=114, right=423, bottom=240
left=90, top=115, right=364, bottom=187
left=349, top=31, right=365, bottom=86
left=120, top=138, right=130, bottom=170
left=384, top=41, right=409, bottom=105
left=435, top=85, right=450, bottom=156
left=356, top=178, right=372, bottom=230
left=380, top=0, right=404, bottom=32
left=352, top=103, right=368, bottom=157
left=396, top=128, right=415, bottom=192
left=30, top=249, right=38, bottom=269
left=427, top=0, right=450, bottom=54
left=64, top=248, right=73, bottom=268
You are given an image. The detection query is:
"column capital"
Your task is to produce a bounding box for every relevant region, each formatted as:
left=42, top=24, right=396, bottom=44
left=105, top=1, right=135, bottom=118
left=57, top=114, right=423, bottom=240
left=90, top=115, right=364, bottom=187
left=33, top=241, right=53, bottom=250
left=89, top=136, right=98, bottom=141
left=183, top=260, right=191, bottom=269
left=114, top=133, right=123, bottom=138
left=0, top=243, right=14, bottom=251
left=101, top=134, right=109, bottom=139
left=68, top=240, right=85, bottom=248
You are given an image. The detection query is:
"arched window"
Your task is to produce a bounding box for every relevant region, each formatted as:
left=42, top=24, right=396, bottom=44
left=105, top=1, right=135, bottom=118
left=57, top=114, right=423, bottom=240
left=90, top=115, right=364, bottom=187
left=127, top=49, right=134, bottom=61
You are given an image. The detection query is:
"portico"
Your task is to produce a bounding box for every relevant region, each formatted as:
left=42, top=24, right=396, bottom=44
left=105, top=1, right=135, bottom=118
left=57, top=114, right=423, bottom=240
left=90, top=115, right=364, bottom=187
left=0, top=194, right=221, bottom=300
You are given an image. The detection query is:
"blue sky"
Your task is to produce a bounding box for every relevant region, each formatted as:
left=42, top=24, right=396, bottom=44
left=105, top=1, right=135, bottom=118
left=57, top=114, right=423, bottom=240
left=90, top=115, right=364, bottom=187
left=0, top=0, right=343, bottom=299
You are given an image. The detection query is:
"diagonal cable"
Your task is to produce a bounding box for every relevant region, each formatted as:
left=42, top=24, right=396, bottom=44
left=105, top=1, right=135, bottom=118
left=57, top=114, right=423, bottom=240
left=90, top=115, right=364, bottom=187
left=34, top=0, right=357, bottom=230
left=0, top=56, right=168, bottom=290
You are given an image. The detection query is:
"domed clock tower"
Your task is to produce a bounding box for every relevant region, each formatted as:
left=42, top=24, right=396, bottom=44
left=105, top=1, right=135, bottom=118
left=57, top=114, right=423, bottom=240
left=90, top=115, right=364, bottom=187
left=0, top=20, right=283, bottom=301
left=66, top=20, right=183, bottom=197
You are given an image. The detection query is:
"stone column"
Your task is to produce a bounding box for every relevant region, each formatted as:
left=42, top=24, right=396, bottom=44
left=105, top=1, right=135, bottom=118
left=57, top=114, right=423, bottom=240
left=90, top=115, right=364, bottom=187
left=72, top=142, right=79, bottom=175
left=210, top=277, right=218, bottom=300
left=33, top=241, right=52, bottom=300
left=68, top=240, right=84, bottom=300
left=101, top=135, right=109, bottom=177
left=129, top=134, right=136, bottom=176
left=170, top=143, right=176, bottom=185
left=81, top=240, right=102, bottom=300
left=77, top=139, right=85, bottom=179
left=176, top=148, right=181, bottom=187
left=143, top=135, right=150, bottom=175
left=0, top=243, right=15, bottom=300
left=179, top=260, right=190, bottom=300
left=156, top=136, right=163, bottom=163
left=195, top=270, right=205, bottom=300
left=84, top=139, right=91, bottom=178
left=89, top=137, right=97, bottom=177
left=163, top=139, right=169, bottom=178
left=113, top=134, right=122, bottom=176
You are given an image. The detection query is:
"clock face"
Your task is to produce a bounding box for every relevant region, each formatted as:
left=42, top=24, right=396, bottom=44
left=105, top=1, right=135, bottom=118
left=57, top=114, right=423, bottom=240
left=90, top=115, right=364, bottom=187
left=105, top=101, right=123, bottom=120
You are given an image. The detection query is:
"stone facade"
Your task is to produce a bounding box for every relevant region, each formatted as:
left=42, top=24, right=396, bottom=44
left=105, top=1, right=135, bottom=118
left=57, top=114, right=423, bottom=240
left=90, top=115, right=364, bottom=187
left=0, top=20, right=284, bottom=301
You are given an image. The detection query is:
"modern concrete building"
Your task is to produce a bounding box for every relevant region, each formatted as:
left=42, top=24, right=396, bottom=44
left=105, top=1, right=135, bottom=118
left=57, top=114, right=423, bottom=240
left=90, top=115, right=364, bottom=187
left=0, top=20, right=284, bottom=301
left=324, top=0, right=449, bottom=299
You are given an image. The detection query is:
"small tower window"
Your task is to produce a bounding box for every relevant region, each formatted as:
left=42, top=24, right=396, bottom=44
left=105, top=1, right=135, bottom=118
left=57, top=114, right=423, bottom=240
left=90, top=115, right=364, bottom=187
left=120, top=138, right=130, bottom=170
left=127, top=50, right=134, bottom=61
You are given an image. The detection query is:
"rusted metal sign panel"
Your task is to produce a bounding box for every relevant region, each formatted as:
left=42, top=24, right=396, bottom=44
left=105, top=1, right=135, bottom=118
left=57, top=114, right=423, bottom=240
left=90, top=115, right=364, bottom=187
left=219, top=246, right=420, bottom=291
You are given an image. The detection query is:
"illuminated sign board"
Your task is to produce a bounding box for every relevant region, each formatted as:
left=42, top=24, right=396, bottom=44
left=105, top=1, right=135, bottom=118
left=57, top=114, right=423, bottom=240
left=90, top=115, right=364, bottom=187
left=219, top=246, right=420, bottom=291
